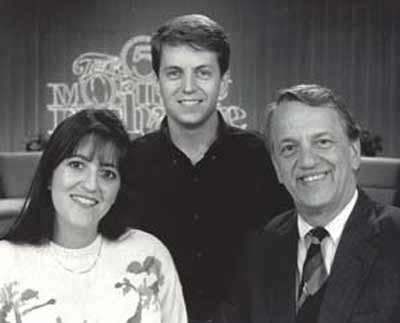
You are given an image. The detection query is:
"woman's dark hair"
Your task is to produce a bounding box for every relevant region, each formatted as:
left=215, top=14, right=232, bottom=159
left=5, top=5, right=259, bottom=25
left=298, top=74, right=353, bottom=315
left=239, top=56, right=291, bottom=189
left=5, top=109, right=131, bottom=244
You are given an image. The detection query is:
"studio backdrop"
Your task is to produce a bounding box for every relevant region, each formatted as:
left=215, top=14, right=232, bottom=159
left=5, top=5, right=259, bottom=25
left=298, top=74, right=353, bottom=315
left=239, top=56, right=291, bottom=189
left=1, top=0, right=399, bottom=156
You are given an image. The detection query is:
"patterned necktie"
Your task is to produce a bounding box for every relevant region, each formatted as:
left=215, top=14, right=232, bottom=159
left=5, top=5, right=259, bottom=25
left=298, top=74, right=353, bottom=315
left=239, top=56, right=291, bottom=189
left=297, top=226, right=329, bottom=311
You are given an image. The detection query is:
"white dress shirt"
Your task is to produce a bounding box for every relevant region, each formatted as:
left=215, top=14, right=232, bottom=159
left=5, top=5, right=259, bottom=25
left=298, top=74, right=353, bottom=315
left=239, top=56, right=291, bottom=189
left=297, top=189, right=358, bottom=280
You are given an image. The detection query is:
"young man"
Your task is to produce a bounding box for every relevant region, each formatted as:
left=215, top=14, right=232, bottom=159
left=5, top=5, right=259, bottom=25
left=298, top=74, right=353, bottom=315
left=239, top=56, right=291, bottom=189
left=126, top=14, right=291, bottom=322
left=217, top=84, right=400, bottom=323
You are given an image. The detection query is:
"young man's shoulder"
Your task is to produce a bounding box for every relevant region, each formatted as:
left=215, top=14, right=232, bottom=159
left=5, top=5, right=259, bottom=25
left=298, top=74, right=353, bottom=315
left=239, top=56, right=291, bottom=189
left=127, top=130, right=167, bottom=164
left=129, top=130, right=164, bottom=150
left=128, top=125, right=268, bottom=154
left=222, top=125, right=269, bottom=154
left=225, top=125, right=265, bottom=142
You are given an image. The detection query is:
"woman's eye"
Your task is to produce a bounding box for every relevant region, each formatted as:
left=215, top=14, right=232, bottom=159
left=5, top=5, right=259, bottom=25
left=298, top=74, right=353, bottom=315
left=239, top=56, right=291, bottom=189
left=100, top=169, right=118, bottom=181
left=67, top=160, right=84, bottom=169
left=166, top=69, right=181, bottom=80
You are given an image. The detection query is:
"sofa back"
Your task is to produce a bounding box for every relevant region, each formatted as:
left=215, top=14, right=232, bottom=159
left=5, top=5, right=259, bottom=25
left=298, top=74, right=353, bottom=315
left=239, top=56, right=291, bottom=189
left=358, top=156, right=400, bottom=207
left=0, top=152, right=42, bottom=236
left=0, top=152, right=42, bottom=198
left=0, top=153, right=399, bottom=237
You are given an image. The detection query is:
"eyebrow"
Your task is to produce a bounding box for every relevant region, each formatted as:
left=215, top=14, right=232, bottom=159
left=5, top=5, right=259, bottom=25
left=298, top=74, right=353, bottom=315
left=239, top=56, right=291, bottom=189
left=71, top=153, right=91, bottom=161
left=279, top=130, right=334, bottom=140
left=311, top=132, right=335, bottom=139
left=162, top=65, right=181, bottom=71
left=162, top=64, right=214, bottom=70
left=278, top=138, right=297, bottom=144
left=71, top=153, right=118, bottom=168
left=99, top=162, right=118, bottom=168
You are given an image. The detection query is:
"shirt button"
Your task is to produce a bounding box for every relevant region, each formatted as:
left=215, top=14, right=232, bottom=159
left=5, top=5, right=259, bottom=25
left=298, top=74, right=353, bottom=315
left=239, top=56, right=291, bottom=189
left=193, top=213, right=200, bottom=221
left=192, top=251, right=203, bottom=260
left=193, top=176, right=199, bottom=183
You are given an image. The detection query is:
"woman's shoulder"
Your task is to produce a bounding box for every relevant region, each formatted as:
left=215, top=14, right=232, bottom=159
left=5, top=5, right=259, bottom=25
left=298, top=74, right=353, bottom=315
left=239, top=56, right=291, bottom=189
left=0, top=239, right=20, bottom=256
left=109, top=229, right=171, bottom=255
left=0, top=240, right=38, bottom=274
left=0, top=240, right=42, bottom=259
left=103, top=229, right=176, bottom=276
left=0, top=240, right=14, bottom=259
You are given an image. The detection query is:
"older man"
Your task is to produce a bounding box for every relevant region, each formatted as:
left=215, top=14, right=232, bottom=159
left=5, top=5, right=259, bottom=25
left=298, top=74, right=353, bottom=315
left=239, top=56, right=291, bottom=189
left=217, top=84, right=400, bottom=323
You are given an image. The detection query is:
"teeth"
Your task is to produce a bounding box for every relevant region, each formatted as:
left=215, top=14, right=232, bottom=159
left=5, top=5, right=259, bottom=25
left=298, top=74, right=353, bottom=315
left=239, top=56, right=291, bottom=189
left=71, top=195, right=98, bottom=206
left=302, top=172, right=327, bottom=183
left=179, top=100, right=201, bottom=106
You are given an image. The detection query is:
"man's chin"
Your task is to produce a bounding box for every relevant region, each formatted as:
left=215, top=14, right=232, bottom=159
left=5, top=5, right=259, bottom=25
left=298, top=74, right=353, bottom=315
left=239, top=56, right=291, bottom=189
left=172, top=113, right=217, bottom=130
left=296, top=193, right=334, bottom=213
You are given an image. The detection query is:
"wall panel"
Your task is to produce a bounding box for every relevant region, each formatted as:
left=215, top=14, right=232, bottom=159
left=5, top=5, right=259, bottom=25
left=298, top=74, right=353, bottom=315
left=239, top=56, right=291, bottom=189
left=0, top=0, right=399, bottom=156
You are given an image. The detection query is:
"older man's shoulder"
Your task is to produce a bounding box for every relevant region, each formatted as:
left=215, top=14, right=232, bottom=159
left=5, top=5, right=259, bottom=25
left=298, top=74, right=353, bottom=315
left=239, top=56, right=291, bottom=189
left=264, top=209, right=295, bottom=232
left=247, top=209, right=295, bottom=244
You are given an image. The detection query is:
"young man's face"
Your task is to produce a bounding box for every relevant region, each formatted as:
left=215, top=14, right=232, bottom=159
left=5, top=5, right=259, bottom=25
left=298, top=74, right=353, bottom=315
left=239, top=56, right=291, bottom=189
left=157, top=44, right=228, bottom=129
left=270, top=101, right=361, bottom=224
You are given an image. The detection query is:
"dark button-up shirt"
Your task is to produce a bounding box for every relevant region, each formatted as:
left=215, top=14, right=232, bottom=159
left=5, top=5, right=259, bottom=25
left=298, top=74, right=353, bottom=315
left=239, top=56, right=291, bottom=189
left=125, top=115, right=292, bottom=320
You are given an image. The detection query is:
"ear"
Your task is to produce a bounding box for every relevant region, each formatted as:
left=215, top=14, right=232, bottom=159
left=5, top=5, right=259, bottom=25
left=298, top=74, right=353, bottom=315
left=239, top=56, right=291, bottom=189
left=47, top=174, right=54, bottom=191
left=218, top=72, right=230, bottom=101
left=350, top=138, right=362, bottom=171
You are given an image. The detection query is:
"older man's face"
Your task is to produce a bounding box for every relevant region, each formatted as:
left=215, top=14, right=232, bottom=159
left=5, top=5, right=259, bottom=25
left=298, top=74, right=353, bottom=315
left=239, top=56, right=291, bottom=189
left=270, top=101, right=361, bottom=223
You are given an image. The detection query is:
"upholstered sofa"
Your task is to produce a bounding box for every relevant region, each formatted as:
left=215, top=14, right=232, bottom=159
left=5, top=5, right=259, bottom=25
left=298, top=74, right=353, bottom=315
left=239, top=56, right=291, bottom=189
left=0, top=152, right=42, bottom=236
left=357, top=156, right=400, bottom=207
left=0, top=153, right=399, bottom=237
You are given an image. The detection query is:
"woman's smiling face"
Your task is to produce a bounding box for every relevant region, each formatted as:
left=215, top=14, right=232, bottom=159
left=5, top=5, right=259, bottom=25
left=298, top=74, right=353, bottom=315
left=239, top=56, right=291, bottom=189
left=50, top=134, right=121, bottom=245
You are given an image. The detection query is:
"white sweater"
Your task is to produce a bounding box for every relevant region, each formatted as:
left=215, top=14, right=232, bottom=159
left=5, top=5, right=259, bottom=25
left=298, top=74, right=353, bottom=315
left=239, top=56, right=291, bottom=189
left=0, top=229, right=187, bottom=323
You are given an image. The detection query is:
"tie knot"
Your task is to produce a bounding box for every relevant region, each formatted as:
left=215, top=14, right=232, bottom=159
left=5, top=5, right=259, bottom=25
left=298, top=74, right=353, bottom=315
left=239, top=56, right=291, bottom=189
left=307, top=226, right=328, bottom=243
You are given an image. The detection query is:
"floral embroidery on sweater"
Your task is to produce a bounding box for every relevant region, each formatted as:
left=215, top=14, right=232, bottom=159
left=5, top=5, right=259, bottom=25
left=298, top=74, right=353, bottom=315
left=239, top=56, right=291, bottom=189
left=0, top=282, right=56, bottom=323
left=115, top=256, right=165, bottom=323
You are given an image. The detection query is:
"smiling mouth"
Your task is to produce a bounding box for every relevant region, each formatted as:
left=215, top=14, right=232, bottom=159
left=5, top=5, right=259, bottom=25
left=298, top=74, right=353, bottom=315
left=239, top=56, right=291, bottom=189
left=178, top=99, right=203, bottom=106
left=299, top=171, right=330, bottom=184
left=70, top=194, right=98, bottom=207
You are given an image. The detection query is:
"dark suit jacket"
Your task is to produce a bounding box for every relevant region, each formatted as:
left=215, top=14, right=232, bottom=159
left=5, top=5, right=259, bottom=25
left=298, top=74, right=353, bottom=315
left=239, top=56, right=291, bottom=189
left=217, top=190, right=400, bottom=323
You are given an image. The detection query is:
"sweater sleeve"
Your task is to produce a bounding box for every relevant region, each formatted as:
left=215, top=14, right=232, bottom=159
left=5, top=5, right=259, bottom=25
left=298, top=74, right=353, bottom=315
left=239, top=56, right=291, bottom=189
left=0, top=241, right=13, bottom=284
left=156, top=241, right=188, bottom=323
left=0, top=241, right=18, bottom=319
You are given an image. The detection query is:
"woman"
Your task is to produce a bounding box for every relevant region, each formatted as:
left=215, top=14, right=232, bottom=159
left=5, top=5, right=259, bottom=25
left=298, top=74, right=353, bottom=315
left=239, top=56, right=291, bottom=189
left=0, top=109, right=187, bottom=323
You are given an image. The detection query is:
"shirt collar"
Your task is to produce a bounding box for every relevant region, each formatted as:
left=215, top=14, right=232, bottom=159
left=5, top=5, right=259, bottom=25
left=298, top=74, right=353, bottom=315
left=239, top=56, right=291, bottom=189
left=297, top=189, right=359, bottom=246
left=160, top=112, right=230, bottom=150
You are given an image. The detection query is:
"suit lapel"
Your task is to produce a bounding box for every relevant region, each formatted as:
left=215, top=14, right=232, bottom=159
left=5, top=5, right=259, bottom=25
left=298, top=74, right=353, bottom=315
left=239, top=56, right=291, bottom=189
left=266, top=211, right=298, bottom=323
left=319, top=191, right=381, bottom=323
